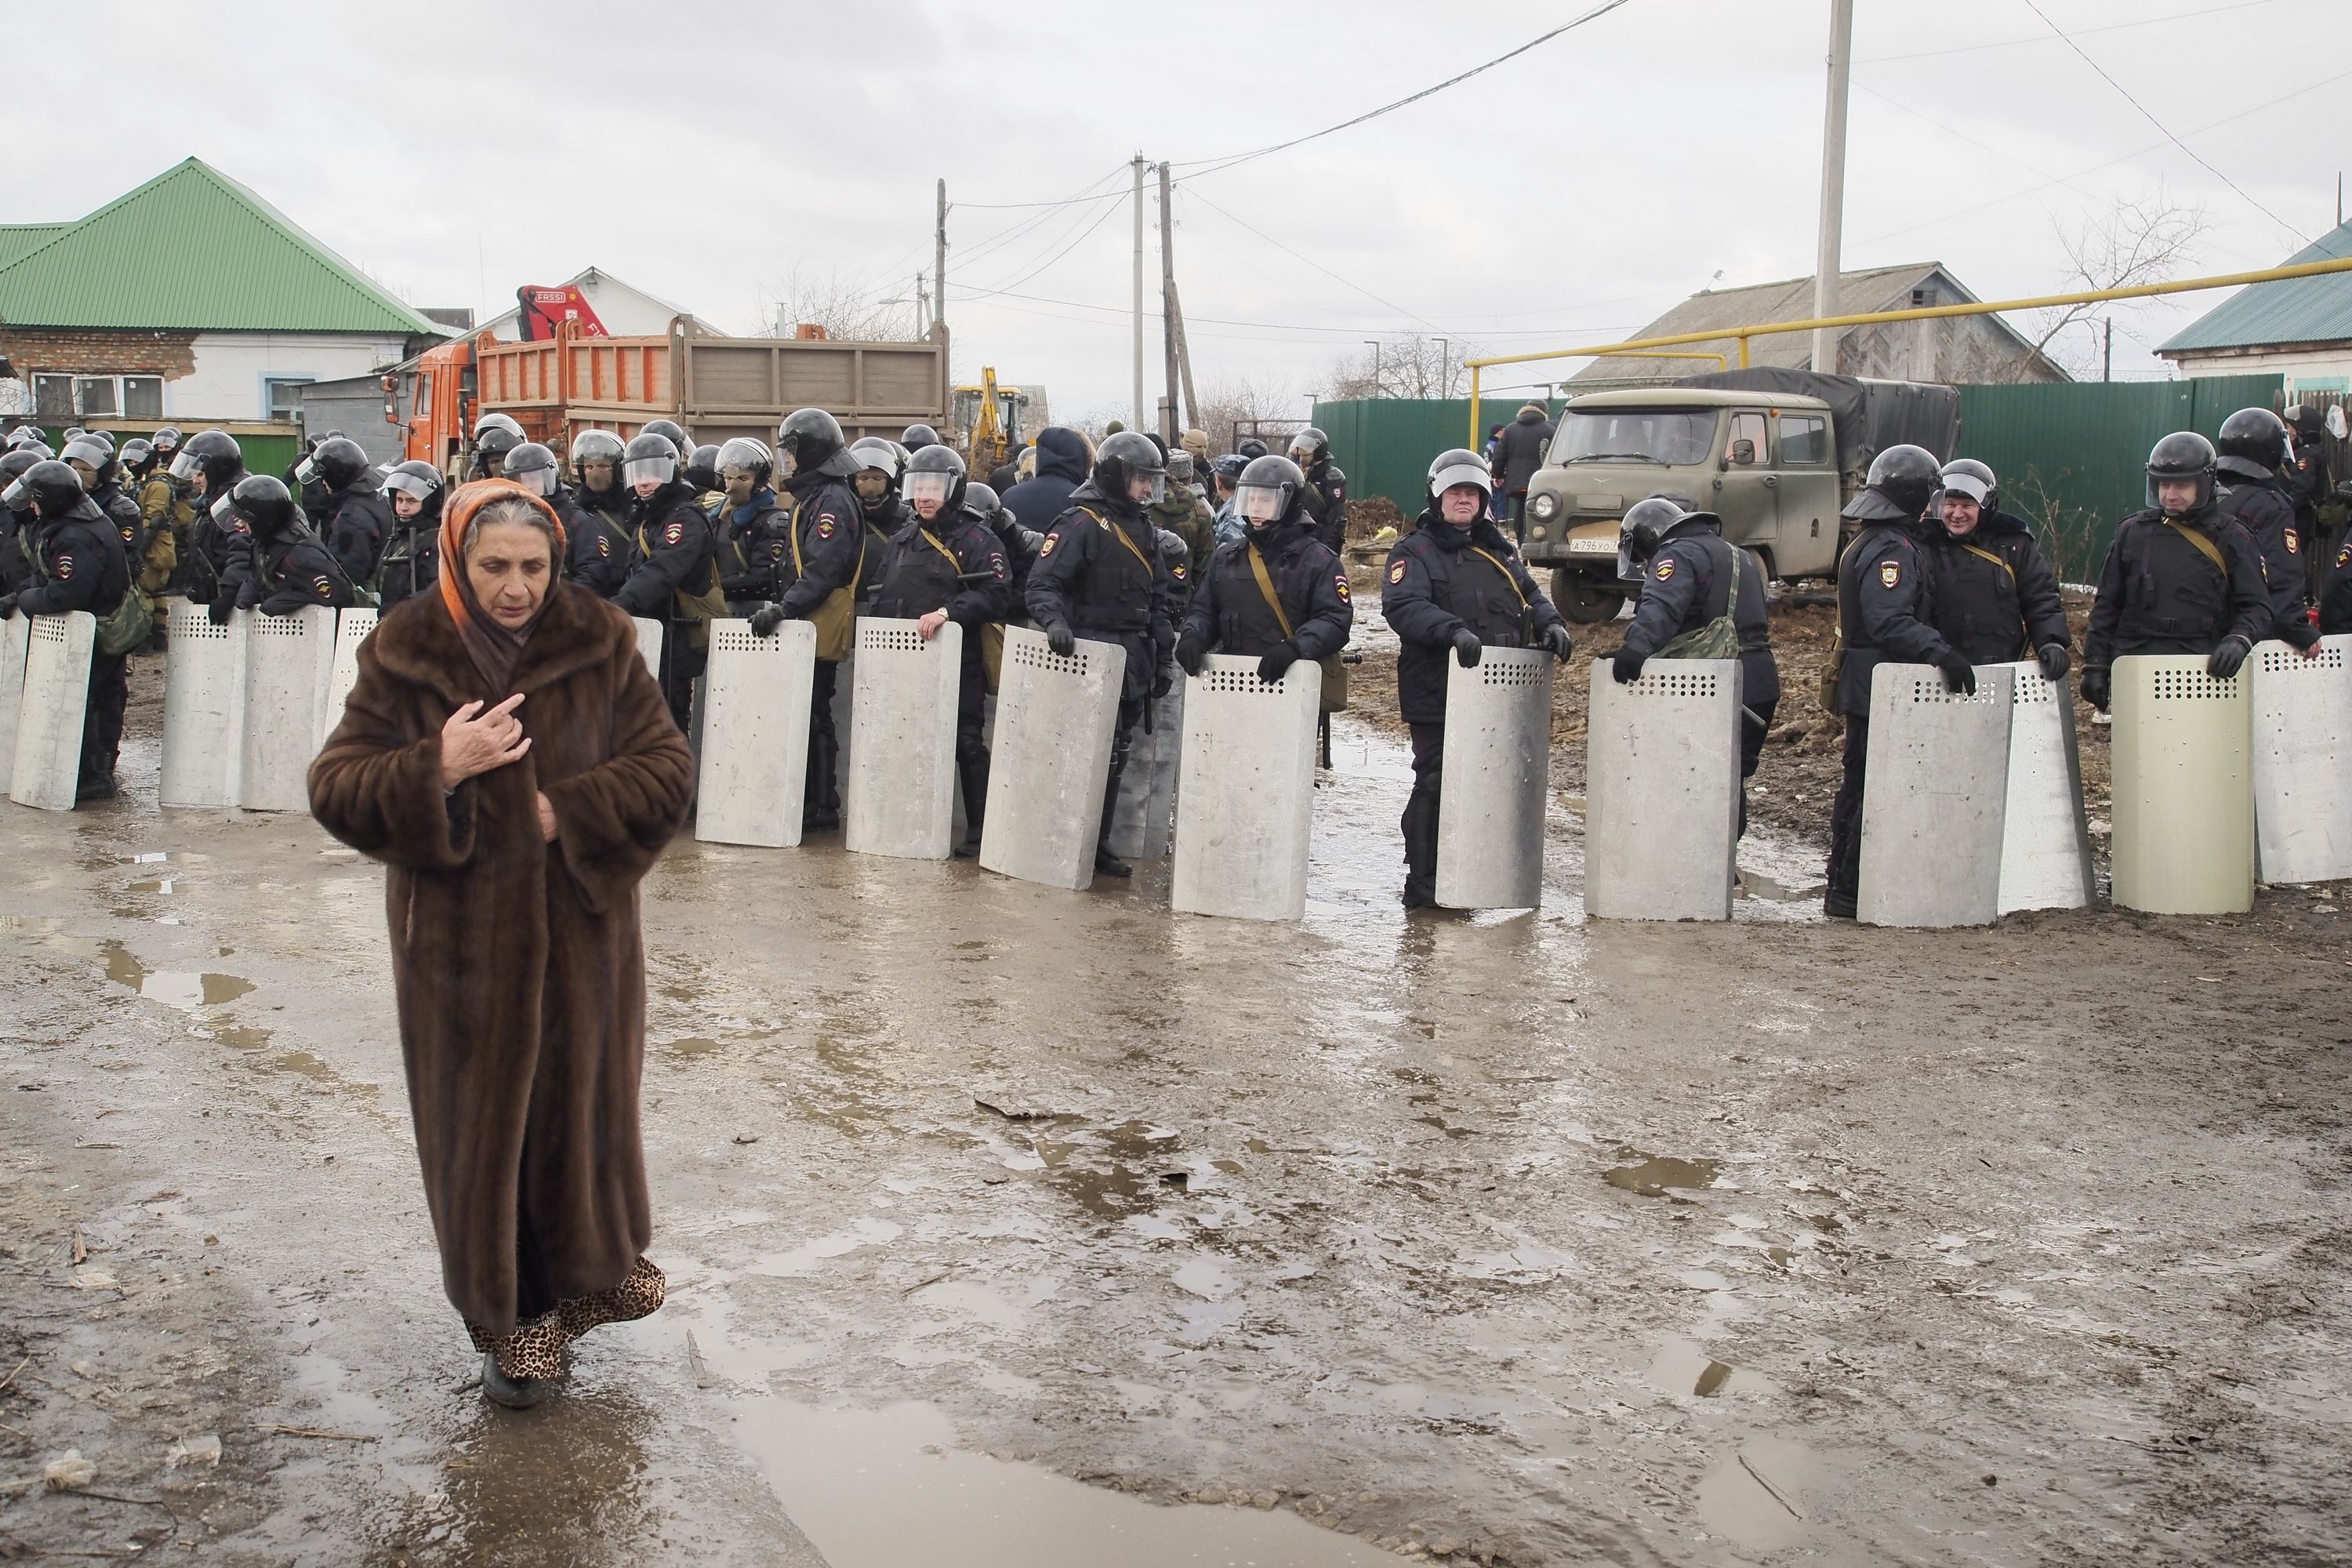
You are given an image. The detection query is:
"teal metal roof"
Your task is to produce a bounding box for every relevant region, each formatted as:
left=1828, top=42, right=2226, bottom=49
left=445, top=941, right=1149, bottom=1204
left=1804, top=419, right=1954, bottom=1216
left=0, top=159, right=443, bottom=337
left=2157, top=222, right=2352, bottom=354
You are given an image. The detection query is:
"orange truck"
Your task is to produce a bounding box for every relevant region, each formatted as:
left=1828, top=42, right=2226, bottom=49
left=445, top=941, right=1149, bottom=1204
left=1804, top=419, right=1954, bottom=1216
left=390, top=317, right=950, bottom=478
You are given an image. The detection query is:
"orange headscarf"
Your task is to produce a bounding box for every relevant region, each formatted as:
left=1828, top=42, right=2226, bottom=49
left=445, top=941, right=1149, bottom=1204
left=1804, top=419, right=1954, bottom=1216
left=438, top=480, right=570, bottom=694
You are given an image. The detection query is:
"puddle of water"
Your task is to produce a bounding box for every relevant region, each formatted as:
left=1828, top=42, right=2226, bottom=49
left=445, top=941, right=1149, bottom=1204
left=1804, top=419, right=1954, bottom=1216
left=99, top=939, right=254, bottom=1008
left=1646, top=1337, right=1775, bottom=1399
left=750, top=1218, right=903, bottom=1278
left=126, top=878, right=176, bottom=894
left=731, top=1399, right=1396, bottom=1568
left=666, top=1036, right=723, bottom=1057
left=1693, top=1436, right=1833, bottom=1551
left=1602, top=1151, right=1720, bottom=1200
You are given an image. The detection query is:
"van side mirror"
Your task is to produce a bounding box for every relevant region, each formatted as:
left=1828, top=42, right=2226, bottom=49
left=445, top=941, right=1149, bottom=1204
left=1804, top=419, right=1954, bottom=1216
left=1730, top=438, right=1755, bottom=466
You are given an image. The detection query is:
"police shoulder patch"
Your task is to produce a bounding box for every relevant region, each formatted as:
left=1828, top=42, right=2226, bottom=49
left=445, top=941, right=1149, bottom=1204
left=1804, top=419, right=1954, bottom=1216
left=1334, top=574, right=1352, bottom=601
left=1388, top=560, right=1406, bottom=585
left=1172, top=564, right=1187, bottom=580
left=2285, top=528, right=2301, bottom=554
left=55, top=555, right=73, bottom=579
left=1653, top=559, right=1675, bottom=582
left=815, top=519, right=835, bottom=539
left=663, top=521, right=684, bottom=546
left=1878, top=560, right=1902, bottom=589
left=597, top=535, right=611, bottom=556
left=2338, top=541, right=2352, bottom=568
left=1040, top=533, right=1059, bottom=557
left=314, top=575, right=332, bottom=595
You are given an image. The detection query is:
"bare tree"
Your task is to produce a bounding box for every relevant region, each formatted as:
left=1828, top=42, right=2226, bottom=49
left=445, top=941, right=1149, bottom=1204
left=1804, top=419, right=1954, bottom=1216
left=2011, top=187, right=2212, bottom=382
left=757, top=266, right=923, bottom=343
left=1325, top=333, right=1479, bottom=401
left=1191, top=373, right=1307, bottom=453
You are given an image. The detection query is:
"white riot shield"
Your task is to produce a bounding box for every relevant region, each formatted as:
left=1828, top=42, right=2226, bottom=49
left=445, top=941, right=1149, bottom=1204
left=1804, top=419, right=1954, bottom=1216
left=1436, top=646, right=1555, bottom=910
left=844, top=618, right=961, bottom=860
left=633, top=617, right=664, bottom=683
left=0, top=613, right=29, bottom=787
left=9, top=612, right=96, bottom=811
left=2111, top=655, right=2253, bottom=914
left=234, top=606, right=337, bottom=813
left=1170, top=655, right=1319, bottom=921
left=1994, top=661, right=2094, bottom=913
left=2250, top=636, right=2351, bottom=884
left=979, top=626, right=1124, bottom=891
left=161, top=601, right=238, bottom=808
left=696, top=618, right=817, bottom=848
left=1584, top=658, right=1742, bottom=921
left=1858, top=662, right=2014, bottom=927
left=1107, top=678, right=1184, bottom=859
left=322, top=608, right=377, bottom=745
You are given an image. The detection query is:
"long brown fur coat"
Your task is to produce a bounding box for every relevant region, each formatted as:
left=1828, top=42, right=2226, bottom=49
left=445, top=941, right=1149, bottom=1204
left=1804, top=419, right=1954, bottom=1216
left=308, top=583, right=695, bottom=1334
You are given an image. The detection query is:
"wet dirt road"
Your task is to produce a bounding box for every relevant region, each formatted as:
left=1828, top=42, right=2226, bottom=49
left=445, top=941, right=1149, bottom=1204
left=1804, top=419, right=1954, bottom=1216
left=3, top=670, right=2350, bottom=1566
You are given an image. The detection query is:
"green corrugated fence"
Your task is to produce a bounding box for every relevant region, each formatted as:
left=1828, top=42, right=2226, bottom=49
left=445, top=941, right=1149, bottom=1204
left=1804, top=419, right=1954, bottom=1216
left=1313, top=397, right=1558, bottom=524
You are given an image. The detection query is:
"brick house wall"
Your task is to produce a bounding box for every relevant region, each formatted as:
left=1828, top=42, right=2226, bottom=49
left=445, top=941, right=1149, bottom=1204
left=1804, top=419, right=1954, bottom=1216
left=0, top=327, right=199, bottom=379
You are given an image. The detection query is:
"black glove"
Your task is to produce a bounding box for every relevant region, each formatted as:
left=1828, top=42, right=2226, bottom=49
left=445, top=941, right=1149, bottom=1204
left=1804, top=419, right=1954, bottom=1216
left=1257, top=639, right=1300, bottom=684
left=2036, top=643, right=2070, bottom=681
left=208, top=597, right=234, bottom=626
left=1174, top=631, right=1207, bottom=676
left=1933, top=649, right=1976, bottom=695
left=2281, top=612, right=2321, bottom=652
left=1610, top=644, right=1646, bottom=684
left=2081, top=666, right=2111, bottom=712
left=1045, top=622, right=1075, bottom=658
left=236, top=584, right=261, bottom=612
left=1542, top=624, right=1574, bottom=661
left=2207, top=635, right=2251, bottom=680
left=0, top=594, right=16, bottom=620
left=1451, top=629, right=1482, bottom=669
left=748, top=603, right=786, bottom=638
left=1150, top=666, right=1174, bottom=700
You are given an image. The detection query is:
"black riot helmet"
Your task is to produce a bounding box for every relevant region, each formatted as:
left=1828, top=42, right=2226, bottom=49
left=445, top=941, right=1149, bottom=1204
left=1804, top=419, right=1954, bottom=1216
left=1940, top=457, right=1998, bottom=513
left=13, top=459, right=88, bottom=519
left=61, top=434, right=117, bottom=488
left=0, top=448, right=40, bottom=507
left=1842, top=444, right=1942, bottom=524
left=684, top=443, right=724, bottom=494
left=962, top=480, right=1001, bottom=519
left=1236, top=437, right=1269, bottom=460
left=622, top=431, right=680, bottom=489
left=1617, top=495, right=1685, bottom=576
left=776, top=407, right=852, bottom=479
left=2146, top=430, right=2217, bottom=514
left=227, top=473, right=302, bottom=539
left=173, top=428, right=243, bottom=490
left=301, top=435, right=373, bottom=491
left=900, top=423, right=941, bottom=449
left=848, top=437, right=905, bottom=517
left=149, top=426, right=183, bottom=456
left=473, top=412, right=524, bottom=449
left=1286, top=426, right=1330, bottom=468
left=639, top=419, right=691, bottom=457
left=472, top=422, right=521, bottom=473
left=118, top=437, right=156, bottom=475
left=503, top=441, right=561, bottom=497
left=903, top=443, right=967, bottom=517
left=2215, top=406, right=2288, bottom=481
left=716, top=437, right=774, bottom=488
left=382, top=459, right=445, bottom=523
left=1092, top=429, right=1167, bottom=508
left=8, top=425, right=47, bottom=449
left=1234, top=453, right=1305, bottom=532
left=1425, top=447, right=1493, bottom=507
left=570, top=428, right=626, bottom=479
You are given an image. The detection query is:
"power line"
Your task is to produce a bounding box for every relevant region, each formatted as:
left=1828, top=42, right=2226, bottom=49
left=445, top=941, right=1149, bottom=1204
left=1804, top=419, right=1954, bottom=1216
left=1858, top=0, right=2285, bottom=64
left=2020, top=0, right=2307, bottom=245
left=959, top=191, right=1132, bottom=301
left=1180, top=186, right=1443, bottom=332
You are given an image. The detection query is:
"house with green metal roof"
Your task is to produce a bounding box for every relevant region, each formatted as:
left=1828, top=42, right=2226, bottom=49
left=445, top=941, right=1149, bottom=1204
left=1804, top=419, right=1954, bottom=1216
left=0, top=158, right=449, bottom=426
left=2156, top=221, right=2352, bottom=396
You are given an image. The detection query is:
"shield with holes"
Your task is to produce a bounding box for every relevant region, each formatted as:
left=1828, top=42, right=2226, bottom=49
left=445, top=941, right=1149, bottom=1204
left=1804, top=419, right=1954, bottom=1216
left=844, top=617, right=963, bottom=859
left=0, top=610, right=31, bottom=789
left=1170, top=654, right=1319, bottom=920
left=1106, top=677, right=1184, bottom=861
left=2250, top=633, right=2350, bottom=884
left=1584, top=657, right=1742, bottom=920
left=160, top=600, right=239, bottom=808
left=979, top=624, right=1125, bottom=891
left=233, top=605, right=338, bottom=813
left=1994, top=659, right=2093, bottom=914
left=696, top=617, right=818, bottom=848
left=2111, top=653, right=2253, bottom=913
left=323, top=608, right=377, bottom=748
left=1859, top=661, right=2013, bottom=927
left=1436, top=645, right=1556, bottom=910
left=8, top=612, right=96, bottom=811
left=632, top=617, right=664, bottom=683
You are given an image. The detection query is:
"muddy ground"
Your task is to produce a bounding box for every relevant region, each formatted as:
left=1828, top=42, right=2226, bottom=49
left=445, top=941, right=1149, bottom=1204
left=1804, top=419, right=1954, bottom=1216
left=2, top=652, right=2347, bottom=1566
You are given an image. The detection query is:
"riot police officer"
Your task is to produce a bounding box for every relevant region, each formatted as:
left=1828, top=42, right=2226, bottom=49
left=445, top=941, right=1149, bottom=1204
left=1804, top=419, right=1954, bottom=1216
left=2211, top=407, right=2318, bottom=649
left=218, top=474, right=354, bottom=622
left=61, top=434, right=147, bottom=576
left=1177, top=453, right=1352, bottom=684
left=870, top=445, right=1014, bottom=856
left=639, top=419, right=692, bottom=458
left=2082, top=432, right=2273, bottom=713
left=848, top=437, right=913, bottom=585
left=468, top=413, right=525, bottom=481
left=1025, top=429, right=1180, bottom=879
left=297, top=436, right=396, bottom=588
left=500, top=442, right=572, bottom=517
left=711, top=437, right=793, bottom=613
left=614, top=433, right=724, bottom=731
left=2322, top=528, right=2352, bottom=634
left=116, top=437, right=178, bottom=608
left=684, top=443, right=726, bottom=517
left=169, top=430, right=249, bottom=607
left=137, top=430, right=193, bottom=593
left=965, top=481, right=1040, bottom=602
left=376, top=460, right=445, bottom=612
left=0, top=460, right=135, bottom=799
left=1381, top=448, right=1574, bottom=910
left=900, top=423, right=941, bottom=450
left=750, top=408, right=867, bottom=830
left=1286, top=426, right=1351, bottom=555
left=0, top=450, right=44, bottom=593
left=1824, top=445, right=1969, bottom=920
left=564, top=430, right=635, bottom=597
left=1927, top=459, right=2071, bottom=671
left=1608, top=495, right=1780, bottom=837
left=1147, top=441, right=1217, bottom=588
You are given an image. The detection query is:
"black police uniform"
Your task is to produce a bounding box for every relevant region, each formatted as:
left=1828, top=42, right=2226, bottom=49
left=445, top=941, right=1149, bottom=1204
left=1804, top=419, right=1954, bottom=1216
left=1929, top=508, right=2070, bottom=665
left=376, top=517, right=442, bottom=613
left=986, top=507, right=1043, bottom=604
left=857, top=494, right=912, bottom=599
left=1381, top=508, right=1566, bottom=906
left=89, top=481, right=149, bottom=570
left=1300, top=457, right=1350, bottom=555
left=2321, top=531, right=2352, bottom=635
left=716, top=488, right=794, bottom=612
left=221, top=521, right=355, bottom=615
left=182, top=477, right=250, bottom=604
left=1616, top=521, right=1782, bottom=815
left=769, top=470, right=868, bottom=824
left=321, top=477, right=394, bottom=590
left=869, top=510, right=1014, bottom=848
left=2214, top=470, right=2318, bottom=648
left=615, top=480, right=722, bottom=730
left=1826, top=512, right=1961, bottom=916
left=0, top=506, right=32, bottom=593
left=2082, top=505, right=2270, bottom=670
left=7, top=499, right=132, bottom=796
left=1181, top=515, right=1352, bottom=666
left=564, top=488, right=637, bottom=600
left=1025, top=477, right=1178, bottom=858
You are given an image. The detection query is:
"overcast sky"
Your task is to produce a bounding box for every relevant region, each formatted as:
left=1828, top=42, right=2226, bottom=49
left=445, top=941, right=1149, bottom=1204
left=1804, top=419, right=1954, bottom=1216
left=20, top=0, right=2352, bottom=423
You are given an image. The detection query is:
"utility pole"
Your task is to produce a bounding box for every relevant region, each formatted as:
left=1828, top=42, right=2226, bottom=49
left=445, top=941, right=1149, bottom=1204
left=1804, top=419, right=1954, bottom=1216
left=2103, top=318, right=2113, bottom=383
left=1169, top=275, right=1200, bottom=433
left=913, top=273, right=927, bottom=336
left=1436, top=339, right=1450, bottom=399
left=1158, top=162, right=1180, bottom=442
left=935, top=180, right=948, bottom=338
left=1810, top=0, right=1854, bottom=375
left=1131, top=155, right=1147, bottom=430
left=1363, top=339, right=1381, bottom=397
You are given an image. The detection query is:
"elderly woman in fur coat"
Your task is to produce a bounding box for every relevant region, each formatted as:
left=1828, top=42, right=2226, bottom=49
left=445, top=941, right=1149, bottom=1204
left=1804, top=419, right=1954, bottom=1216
left=310, top=480, right=696, bottom=1409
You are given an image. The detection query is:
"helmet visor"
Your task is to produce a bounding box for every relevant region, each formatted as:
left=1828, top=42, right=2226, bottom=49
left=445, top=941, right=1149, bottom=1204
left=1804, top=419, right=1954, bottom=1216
left=294, top=456, right=320, bottom=485
left=623, top=455, right=676, bottom=487
left=1236, top=483, right=1288, bottom=524
left=1430, top=459, right=1490, bottom=496
left=1127, top=470, right=1166, bottom=506
left=0, top=480, right=24, bottom=510
left=383, top=470, right=437, bottom=502
left=169, top=451, right=199, bottom=481
left=906, top=470, right=954, bottom=509
left=513, top=465, right=559, bottom=497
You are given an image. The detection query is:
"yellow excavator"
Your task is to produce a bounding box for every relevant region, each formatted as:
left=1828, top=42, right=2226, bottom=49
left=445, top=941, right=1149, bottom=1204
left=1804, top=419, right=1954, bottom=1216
left=952, top=368, right=1042, bottom=477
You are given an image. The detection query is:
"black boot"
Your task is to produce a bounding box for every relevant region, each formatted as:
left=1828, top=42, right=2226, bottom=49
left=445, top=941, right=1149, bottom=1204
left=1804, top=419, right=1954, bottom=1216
left=954, top=753, right=989, bottom=858
left=1093, top=741, right=1131, bottom=879
left=1399, top=777, right=1439, bottom=909
left=804, top=732, right=840, bottom=831
left=481, top=1351, right=549, bottom=1410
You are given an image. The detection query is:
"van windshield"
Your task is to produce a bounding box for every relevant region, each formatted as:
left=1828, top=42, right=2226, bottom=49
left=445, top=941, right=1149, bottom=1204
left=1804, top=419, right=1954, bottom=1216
left=1551, top=408, right=1717, bottom=466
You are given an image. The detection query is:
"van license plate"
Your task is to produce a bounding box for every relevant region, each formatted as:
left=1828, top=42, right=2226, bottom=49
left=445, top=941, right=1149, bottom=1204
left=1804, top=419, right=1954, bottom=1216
left=1568, top=537, right=1617, bottom=554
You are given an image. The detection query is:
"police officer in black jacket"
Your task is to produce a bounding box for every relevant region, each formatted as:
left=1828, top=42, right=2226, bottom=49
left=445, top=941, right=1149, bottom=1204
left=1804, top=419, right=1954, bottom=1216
left=613, top=432, right=722, bottom=731
left=966, top=482, right=1040, bottom=604
left=750, top=408, right=869, bottom=830
left=0, top=460, right=134, bottom=799
left=1178, top=453, right=1353, bottom=681
left=169, top=429, right=249, bottom=606
left=2321, top=529, right=2352, bottom=634
left=563, top=430, right=637, bottom=597
left=1824, top=445, right=1971, bottom=920
left=1285, top=427, right=1351, bottom=555
left=376, top=461, right=445, bottom=612
left=710, top=437, right=793, bottom=612
left=61, top=434, right=147, bottom=569
left=0, top=450, right=41, bottom=594
left=1381, top=448, right=1574, bottom=909
left=1927, top=459, right=2071, bottom=670
left=1025, top=430, right=1181, bottom=880
left=468, top=413, right=524, bottom=481
left=297, top=436, right=396, bottom=589
left=1608, top=495, right=1780, bottom=837
left=218, top=474, right=355, bottom=620
left=2082, top=432, right=2275, bottom=713
left=2211, top=407, right=2318, bottom=650
left=870, top=445, right=1014, bottom=856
